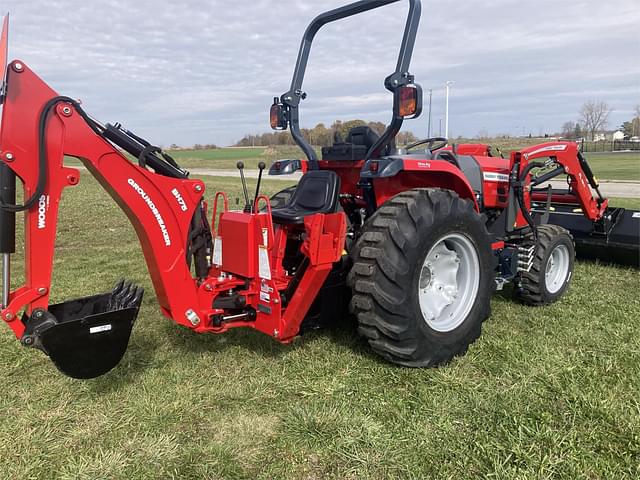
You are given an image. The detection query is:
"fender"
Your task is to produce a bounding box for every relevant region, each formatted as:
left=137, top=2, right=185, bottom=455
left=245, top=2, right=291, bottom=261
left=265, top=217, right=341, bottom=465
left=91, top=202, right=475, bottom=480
left=361, top=156, right=479, bottom=210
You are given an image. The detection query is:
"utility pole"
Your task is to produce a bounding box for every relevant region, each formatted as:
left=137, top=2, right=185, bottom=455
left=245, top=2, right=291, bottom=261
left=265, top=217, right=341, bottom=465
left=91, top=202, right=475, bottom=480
left=444, top=81, right=453, bottom=138
left=427, top=88, right=433, bottom=138
left=439, top=118, right=442, bottom=137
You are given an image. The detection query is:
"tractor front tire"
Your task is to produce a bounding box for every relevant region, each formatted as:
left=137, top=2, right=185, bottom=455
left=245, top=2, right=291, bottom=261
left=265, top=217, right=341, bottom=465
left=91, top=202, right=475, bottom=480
left=348, top=188, right=494, bottom=367
left=516, top=224, right=575, bottom=305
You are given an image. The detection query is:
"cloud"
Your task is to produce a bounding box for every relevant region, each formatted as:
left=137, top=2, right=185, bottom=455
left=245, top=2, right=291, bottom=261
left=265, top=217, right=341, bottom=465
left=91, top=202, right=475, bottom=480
left=3, top=0, right=639, bottom=145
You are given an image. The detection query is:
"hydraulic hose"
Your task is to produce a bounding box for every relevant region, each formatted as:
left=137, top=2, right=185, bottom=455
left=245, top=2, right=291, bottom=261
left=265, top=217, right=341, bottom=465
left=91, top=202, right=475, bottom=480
left=0, top=96, right=102, bottom=212
left=515, top=161, right=545, bottom=237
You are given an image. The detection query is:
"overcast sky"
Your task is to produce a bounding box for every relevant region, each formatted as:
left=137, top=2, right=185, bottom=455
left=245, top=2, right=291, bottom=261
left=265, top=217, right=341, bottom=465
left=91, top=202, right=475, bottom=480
left=3, top=0, right=639, bottom=146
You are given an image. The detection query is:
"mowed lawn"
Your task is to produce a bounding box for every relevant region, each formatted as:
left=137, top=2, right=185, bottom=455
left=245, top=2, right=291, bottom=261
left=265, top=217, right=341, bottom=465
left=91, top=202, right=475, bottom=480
left=165, top=146, right=640, bottom=182
left=580, top=152, right=640, bottom=182
left=0, top=175, right=638, bottom=479
left=167, top=146, right=309, bottom=170
left=168, top=147, right=266, bottom=170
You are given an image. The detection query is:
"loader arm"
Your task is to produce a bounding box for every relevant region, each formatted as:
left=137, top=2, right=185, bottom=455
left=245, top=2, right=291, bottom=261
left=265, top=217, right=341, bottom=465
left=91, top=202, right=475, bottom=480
left=520, top=142, right=608, bottom=222
left=519, top=142, right=638, bottom=266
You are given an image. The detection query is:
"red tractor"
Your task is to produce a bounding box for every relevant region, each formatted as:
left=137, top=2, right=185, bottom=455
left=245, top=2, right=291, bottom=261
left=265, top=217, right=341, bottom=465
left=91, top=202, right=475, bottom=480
left=0, top=1, right=636, bottom=379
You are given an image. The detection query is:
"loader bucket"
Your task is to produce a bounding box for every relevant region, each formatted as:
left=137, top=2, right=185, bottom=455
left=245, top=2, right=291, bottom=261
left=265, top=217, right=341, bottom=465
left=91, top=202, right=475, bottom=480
left=547, top=207, right=640, bottom=267
left=21, top=281, right=144, bottom=379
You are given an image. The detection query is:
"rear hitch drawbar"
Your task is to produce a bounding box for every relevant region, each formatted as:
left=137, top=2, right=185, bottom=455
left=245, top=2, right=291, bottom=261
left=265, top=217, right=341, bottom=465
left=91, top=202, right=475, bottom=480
left=21, top=280, right=144, bottom=379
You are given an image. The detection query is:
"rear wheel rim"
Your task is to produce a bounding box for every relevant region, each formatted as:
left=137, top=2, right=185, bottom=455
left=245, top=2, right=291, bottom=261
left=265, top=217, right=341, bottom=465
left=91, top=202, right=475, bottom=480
left=545, top=244, right=570, bottom=294
left=418, top=233, right=480, bottom=332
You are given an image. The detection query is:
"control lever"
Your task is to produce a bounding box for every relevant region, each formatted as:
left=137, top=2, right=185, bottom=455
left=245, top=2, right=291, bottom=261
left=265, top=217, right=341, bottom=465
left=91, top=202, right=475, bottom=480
left=236, top=161, right=251, bottom=212
left=253, top=162, right=266, bottom=209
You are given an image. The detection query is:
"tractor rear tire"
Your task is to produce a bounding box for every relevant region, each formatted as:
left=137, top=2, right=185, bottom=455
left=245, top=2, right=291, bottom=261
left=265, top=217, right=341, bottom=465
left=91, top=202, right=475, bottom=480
left=348, top=188, right=494, bottom=367
left=516, top=224, right=575, bottom=306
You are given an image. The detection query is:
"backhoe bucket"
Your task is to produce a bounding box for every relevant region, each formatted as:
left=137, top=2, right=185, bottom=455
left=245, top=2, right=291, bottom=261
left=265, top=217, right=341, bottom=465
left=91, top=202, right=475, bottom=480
left=547, top=207, right=640, bottom=267
left=21, top=281, right=144, bottom=379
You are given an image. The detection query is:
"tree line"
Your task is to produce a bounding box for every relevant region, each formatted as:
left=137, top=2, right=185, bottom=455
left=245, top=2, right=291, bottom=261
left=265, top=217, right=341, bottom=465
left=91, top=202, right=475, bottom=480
left=234, top=120, right=419, bottom=147
left=560, top=102, right=640, bottom=140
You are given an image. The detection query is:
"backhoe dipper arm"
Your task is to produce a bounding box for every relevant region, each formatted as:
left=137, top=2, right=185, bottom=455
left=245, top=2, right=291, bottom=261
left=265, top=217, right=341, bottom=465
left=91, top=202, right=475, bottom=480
left=0, top=61, right=209, bottom=338
left=520, top=142, right=609, bottom=222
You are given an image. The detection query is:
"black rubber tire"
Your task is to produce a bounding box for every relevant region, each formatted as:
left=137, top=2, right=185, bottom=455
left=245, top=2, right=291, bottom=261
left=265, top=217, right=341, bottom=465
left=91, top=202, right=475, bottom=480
left=347, top=188, right=494, bottom=367
left=516, top=224, right=575, bottom=306
left=268, top=185, right=297, bottom=209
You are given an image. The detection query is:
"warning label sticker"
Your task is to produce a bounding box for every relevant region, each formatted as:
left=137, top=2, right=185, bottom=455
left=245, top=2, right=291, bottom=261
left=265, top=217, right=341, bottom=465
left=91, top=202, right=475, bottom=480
left=258, top=245, right=271, bottom=280
left=213, top=236, right=222, bottom=265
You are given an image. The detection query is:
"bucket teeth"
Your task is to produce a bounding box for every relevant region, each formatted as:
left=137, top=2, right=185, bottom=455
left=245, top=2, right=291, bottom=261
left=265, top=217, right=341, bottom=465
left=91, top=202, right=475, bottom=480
left=112, top=279, right=126, bottom=296
left=108, top=280, right=143, bottom=311
left=121, top=285, right=142, bottom=309
left=130, top=286, right=144, bottom=308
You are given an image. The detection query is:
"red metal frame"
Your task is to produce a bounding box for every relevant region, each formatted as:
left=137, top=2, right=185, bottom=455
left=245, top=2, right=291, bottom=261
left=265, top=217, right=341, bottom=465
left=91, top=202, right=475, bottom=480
left=0, top=60, right=346, bottom=343
left=520, top=142, right=608, bottom=222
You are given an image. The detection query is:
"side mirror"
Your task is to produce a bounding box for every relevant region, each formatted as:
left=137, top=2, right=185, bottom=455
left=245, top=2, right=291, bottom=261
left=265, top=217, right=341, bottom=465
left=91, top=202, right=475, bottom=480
left=270, top=98, right=288, bottom=130
left=397, top=85, right=423, bottom=119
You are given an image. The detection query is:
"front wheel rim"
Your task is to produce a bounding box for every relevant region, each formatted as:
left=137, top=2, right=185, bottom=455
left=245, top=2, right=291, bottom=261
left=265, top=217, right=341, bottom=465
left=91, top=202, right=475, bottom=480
left=545, top=244, right=570, bottom=294
left=417, top=233, right=481, bottom=332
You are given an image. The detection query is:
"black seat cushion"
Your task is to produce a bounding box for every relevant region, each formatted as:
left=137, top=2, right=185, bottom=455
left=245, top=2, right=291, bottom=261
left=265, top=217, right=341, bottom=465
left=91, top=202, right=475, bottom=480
left=321, top=126, right=380, bottom=161
left=271, top=170, right=341, bottom=224
left=345, top=126, right=380, bottom=149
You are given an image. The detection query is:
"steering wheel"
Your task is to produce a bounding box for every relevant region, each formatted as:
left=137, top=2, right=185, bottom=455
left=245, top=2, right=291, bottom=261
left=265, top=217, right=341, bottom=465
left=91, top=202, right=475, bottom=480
left=406, top=137, right=449, bottom=152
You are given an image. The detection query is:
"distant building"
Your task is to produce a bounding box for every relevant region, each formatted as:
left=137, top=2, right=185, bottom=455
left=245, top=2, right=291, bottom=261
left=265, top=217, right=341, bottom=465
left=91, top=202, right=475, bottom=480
left=612, top=130, right=625, bottom=141
left=593, top=133, right=606, bottom=142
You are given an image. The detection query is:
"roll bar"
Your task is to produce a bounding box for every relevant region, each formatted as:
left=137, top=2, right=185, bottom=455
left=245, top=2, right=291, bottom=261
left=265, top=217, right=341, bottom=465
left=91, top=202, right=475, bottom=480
left=276, top=0, right=422, bottom=169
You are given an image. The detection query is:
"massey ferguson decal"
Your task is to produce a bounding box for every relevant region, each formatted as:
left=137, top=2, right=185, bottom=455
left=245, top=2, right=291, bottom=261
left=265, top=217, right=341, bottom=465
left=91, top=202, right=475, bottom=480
left=37, top=195, right=49, bottom=229
left=128, top=179, right=171, bottom=246
left=526, top=144, right=568, bottom=158
left=483, top=172, right=509, bottom=183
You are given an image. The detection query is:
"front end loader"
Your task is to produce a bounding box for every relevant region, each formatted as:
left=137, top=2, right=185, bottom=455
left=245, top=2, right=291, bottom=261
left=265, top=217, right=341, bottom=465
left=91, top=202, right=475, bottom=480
left=0, top=0, right=637, bottom=379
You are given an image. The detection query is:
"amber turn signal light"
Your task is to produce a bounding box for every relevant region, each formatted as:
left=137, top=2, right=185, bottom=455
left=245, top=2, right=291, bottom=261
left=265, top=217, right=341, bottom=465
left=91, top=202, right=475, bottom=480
left=398, top=85, right=423, bottom=118
left=270, top=99, right=287, bottom=130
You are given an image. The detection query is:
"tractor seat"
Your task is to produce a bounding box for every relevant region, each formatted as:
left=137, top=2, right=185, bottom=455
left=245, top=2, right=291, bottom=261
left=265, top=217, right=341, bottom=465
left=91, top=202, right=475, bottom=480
left=271, top=170, right=341, bottom=224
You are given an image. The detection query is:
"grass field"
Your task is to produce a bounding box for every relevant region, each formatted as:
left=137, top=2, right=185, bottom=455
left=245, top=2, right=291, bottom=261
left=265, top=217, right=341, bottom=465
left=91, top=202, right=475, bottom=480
left=168, top=147, right=266, bottom=169
left=163, top=145, right=640, bottom=182
left=0, top=176, right=638, bottom=479
left=580, top=152, right=640, bottom=182
left=167, top=146, right=309, bottom=170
